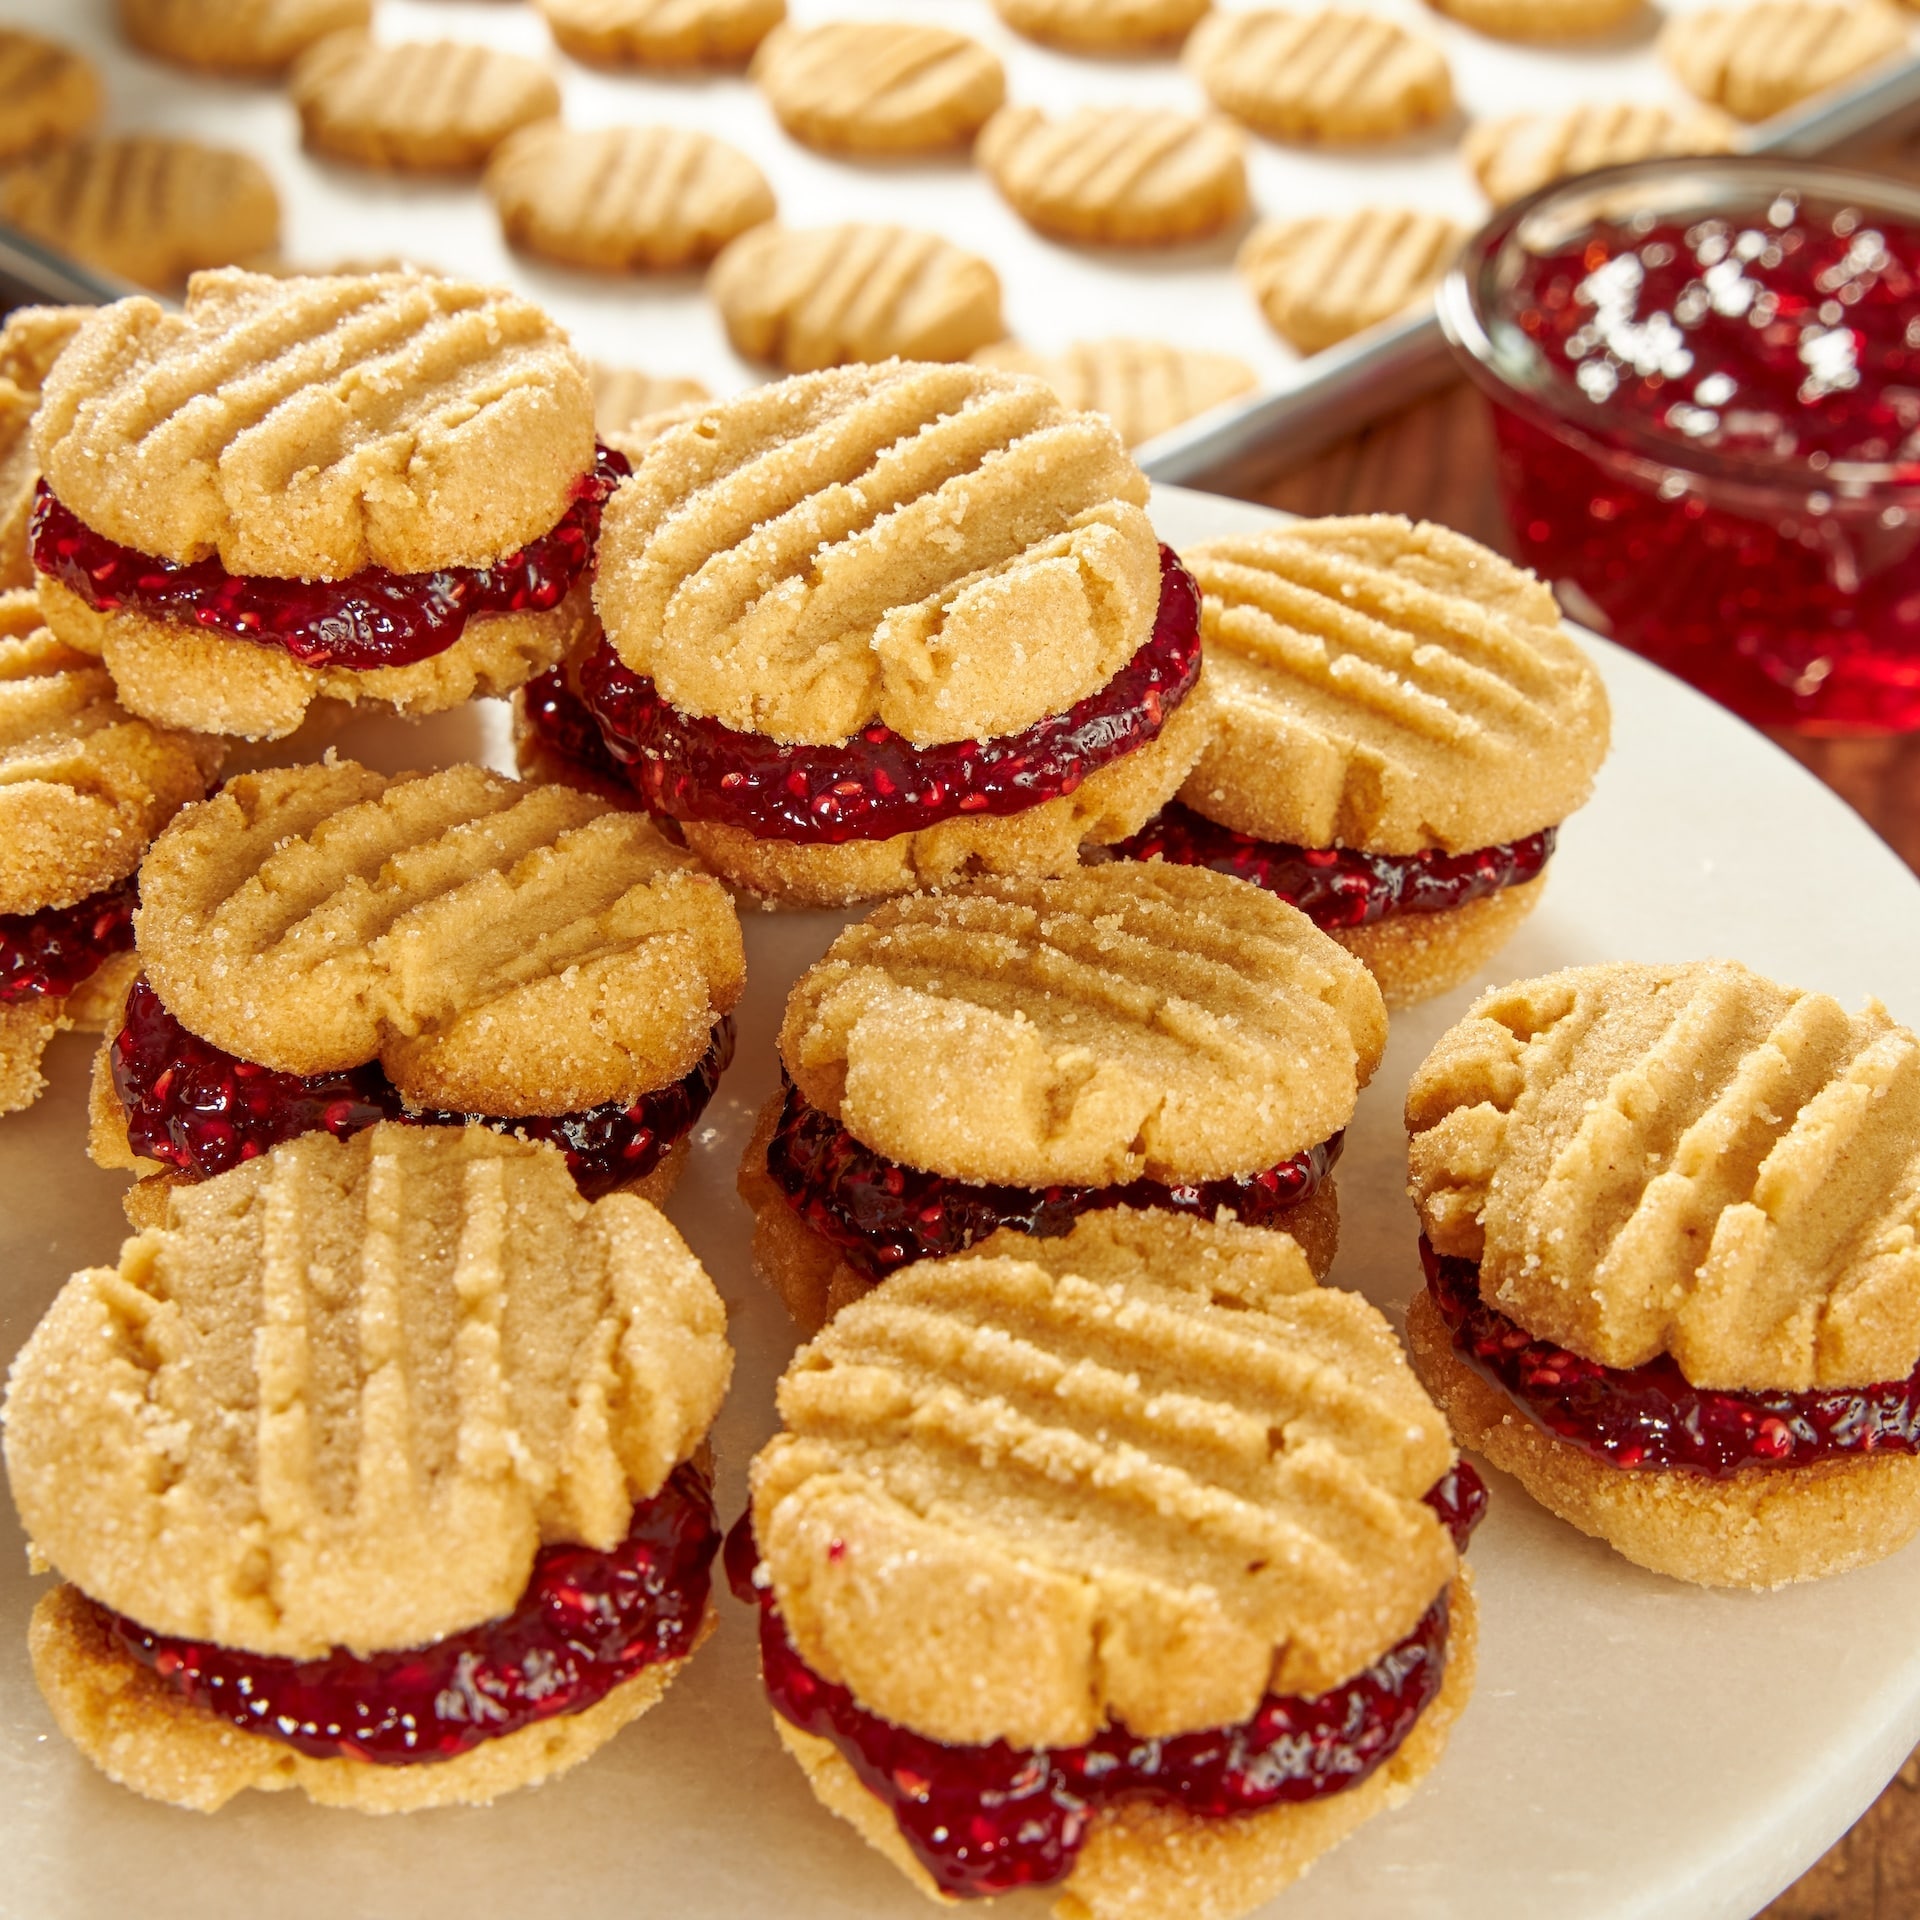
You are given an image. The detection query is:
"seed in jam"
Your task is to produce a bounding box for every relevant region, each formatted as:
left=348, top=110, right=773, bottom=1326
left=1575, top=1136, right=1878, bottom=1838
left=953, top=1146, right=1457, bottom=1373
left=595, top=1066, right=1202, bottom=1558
left=110, top=973, right=732, bottom=1197
left=1118, top=803, right=1557, bottom=931
left=29, top=445, right=629, bottom=672
left=1423, top=1237, right=1920, bottom=1475
left=576, top=546, right=1202, bottom=844
left=104, top=1464, right=718, bottom=1765
left=1488, top=192, right=1920, bottom=730
left=0, top=874, right=138, bottom=1005
left=764, top=1074, right=1340, bottom=1280
left=724, top=1464, right=1482, bottom=1899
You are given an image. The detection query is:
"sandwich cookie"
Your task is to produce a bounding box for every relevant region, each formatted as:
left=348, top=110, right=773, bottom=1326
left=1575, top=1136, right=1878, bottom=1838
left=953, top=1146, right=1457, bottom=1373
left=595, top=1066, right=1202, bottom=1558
left=737, top=863, right=1387, bottom=1327
left=727, top=1209, right=1482, bottom=1916
left=0, top=590, right=219, bottom=1115
left=30, top=269, right=606, bottom=741
left=1406, top=961, right=1920, bottom=1588
left=88, top=758, right=744, bottom=1226
left=0, top=303, right=85, bottom=590
left=7, top=1121, right=732, bottom=1811
left=1119, top=517, right=1609, bottom=1006
left=559, top=361, right=1212, bottom=907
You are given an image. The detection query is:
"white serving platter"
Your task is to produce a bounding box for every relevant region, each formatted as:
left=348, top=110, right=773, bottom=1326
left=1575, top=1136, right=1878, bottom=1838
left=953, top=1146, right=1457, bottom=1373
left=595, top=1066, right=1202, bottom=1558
left=4, top=485, right=1920, bottom=1918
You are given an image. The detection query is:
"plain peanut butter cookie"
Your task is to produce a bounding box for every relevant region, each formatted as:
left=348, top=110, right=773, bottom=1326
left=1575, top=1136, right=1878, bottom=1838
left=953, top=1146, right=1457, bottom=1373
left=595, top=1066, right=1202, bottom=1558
left=0, top=29, right=101, bottom=161
left=1661, top=0, right=1908, bottom=119
left=972, top=336, right=1255, bottom=447
left=290, top=32, right=562, bottom=171
left=978, top=105, right=1248, bottom=247
left=1465, top=102, right=1737, bottom=206
left=754, top=21, right=1005, bottom=154
left=538, top=0, right=786, bottom=66
left=0, top=137, right=280, bottom=289
left=1186, top=10, right=1453, bottom=144
left=1427, top=0, right=1645, bottom=37
left=1239, top=206, right=1463, bottom=350
left=992, top=0, right=1210, bottom=50
left=486, top=122, right=774, bottom=271
left=592, top=361, right=711, bottom=437
left=8, top=1122, right=733, bottom=1810
left=0, top=303, right=84, bottom=589
left=118, top=0, right=371, bottom=73
left=708, top=223, right=1003, bottom=371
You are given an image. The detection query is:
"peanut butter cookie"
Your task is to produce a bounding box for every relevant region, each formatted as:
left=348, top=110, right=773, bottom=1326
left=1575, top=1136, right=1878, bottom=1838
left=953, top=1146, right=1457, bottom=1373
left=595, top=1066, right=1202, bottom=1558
left=1239, top=206, right=1463, bottom=350
left=753, top=21, right=1005, bottom=155
left=972, top=336, right=1256, bottom=447
left=118, top=0, right=370, bottom=74
left=8, top=1121, right=732, bottom=1810
left=586, top=360, right=1210, bottom=904
left=487, top=122, right=773, bottom=272
left=0, top=30, right=101, bottom=161
left=734, top=1208, right=1482, bottom=1916
left=708, top=223, right=1003, bottom=371
left=1119, top=516, right=1608, bottom=1005
left=993, top=0, right=1210, bottom=50
left=1662, top=0, right=1909, bottom=120
left=290, top=32, right=562, bottom=171
left=1186, top=10, right=1453, bottom=144
left=0, top=137, right=280, bottom=289
left=1427, top=0, right=1645, bottom=37
left=0, top=303, right=84, bottom=590
left=1406, top=961, right=1920, bottom=1586
left=592, top=361, right=711, bottom=437
left=538, top=0, right=785, bottom=67
left=977, top=105, right=1248, bottom=247
left=1465, top=101, right=1738, bottom=206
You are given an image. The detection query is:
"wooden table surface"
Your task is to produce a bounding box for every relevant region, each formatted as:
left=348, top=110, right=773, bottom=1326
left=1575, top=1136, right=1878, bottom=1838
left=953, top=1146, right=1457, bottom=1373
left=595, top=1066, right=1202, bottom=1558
left=1227, top=374, right=1920, bottom=1920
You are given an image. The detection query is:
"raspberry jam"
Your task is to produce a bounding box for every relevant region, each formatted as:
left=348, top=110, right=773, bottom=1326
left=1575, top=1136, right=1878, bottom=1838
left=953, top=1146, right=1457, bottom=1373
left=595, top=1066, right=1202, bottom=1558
left=29, top=445, right=629, bottom=671
left=1119, top=804, right=1556, bottom=930
left=1423, top=1238, right=1920, bottom=1474
left=103, top=1463, right=718, bottom=1765
left=765, top=1075, right=1340, bottom=1281
left=522, top=662, right=632, bottom=792
left=110, top=973, right=732, bottom=1196
left=724, top=1463, right=1481, bottom=1899
left=0, top=874, right=137, bottom=1005
left=1449, top=163, right=1920, bottom=730
left=576, top=546, right=1202, bottom=844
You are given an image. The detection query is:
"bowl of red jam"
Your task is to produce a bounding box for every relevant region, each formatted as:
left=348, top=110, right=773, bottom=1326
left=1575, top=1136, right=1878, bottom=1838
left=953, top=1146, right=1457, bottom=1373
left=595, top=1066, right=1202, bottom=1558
left=1439, top=157, right=1920, bottom=733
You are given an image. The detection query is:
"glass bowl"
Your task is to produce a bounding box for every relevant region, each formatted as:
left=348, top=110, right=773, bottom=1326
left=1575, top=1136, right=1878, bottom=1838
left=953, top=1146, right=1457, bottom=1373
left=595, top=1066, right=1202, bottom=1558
left=1439, top=155, right=1920, bottom=734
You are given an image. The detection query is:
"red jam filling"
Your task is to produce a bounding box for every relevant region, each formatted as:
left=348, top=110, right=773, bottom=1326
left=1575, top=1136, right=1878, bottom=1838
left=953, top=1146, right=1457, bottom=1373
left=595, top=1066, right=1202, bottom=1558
left=100, top=1463, right=718, bottom=1766
left=521, top=662, right=632, bottom=792
left=1423, top=1237, right=1920, bottom=1474
left=28, top=444, right=629, bottom=671
left=109, top=972, right=732, bottom=1197
left=1118, top=803, right=1557, bottom=931
left=1493, top=198, right=1920, bottom=729
left=724, top=1464, right=1483, bottom=1899
left=765, top=1074, right=1340, bottom=1281
left=574, top=545, right=1202, bottom=844
left=0, top=874, right=137, bottom=1005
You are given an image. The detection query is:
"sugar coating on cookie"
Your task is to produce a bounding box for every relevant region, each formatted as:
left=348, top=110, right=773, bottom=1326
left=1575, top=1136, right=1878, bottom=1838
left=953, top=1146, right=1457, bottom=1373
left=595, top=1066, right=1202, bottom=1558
left=135, top=758, right=745, bottom=1114
left=992, top=0, right=1210, bottom=50
left=1185, top=10, right=1452, bottom=144
left=4, top=1122, right=732, bottom=1660
left=971, top=337, right=1256, bottom=448
left=750, top=1207, right=1458, bottom=1748
left=0, top=137, right=280, bottom=290
left=780, top=864, right=1387, bottom=1186
left=0, top=595, right=217, bottom=916
left=595, top=360, right=1157, bottom=747
left=592, top=362, right=710, bottom=438
left=708, top=222, right=1004, bottom=372
left=753, top=22, right=1005, bottom=154
left=537, top=0, right=786, bottom=66
left=117, top=0, right=371, bottom=73
left=289, top=32, right=562, bottom=171
left=977, top=105, right=1248, bottom=247
left=36, top=269, right=594, bottom=579
left=0, top=29, right=101, bottom=161
left=1239, top=207, right=1463, bottom=351
left=0, top=303, right=84, bottom=590
left=1427, top=0, right=1644, bottom=38
left=1407, top=961, right=1920, bottom=1391
left=1661, top=0, right=1908, bottom=120
left=486, top=122, right=774, bottom=272
left=1177, top=517, right=1610, bottom=854
left=1465, top=102, right=1737, bottom=207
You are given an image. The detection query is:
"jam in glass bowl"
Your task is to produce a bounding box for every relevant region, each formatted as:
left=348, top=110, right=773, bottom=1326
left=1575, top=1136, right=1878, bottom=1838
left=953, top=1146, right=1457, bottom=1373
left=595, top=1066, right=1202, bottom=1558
left=1440, top=157, right=1920, bottom=733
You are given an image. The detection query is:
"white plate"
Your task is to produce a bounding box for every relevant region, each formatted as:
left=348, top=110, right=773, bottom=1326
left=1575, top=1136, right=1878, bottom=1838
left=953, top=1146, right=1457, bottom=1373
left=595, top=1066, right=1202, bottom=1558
left=5, top=485, right=1920, bottom=1920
